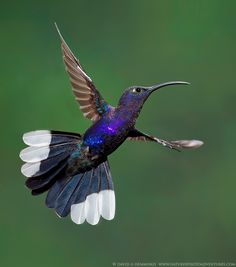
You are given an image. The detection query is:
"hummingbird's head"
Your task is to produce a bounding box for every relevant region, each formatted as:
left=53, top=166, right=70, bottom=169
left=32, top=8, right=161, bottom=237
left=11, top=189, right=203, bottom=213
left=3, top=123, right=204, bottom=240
left=118, top=81, right=190, bottom=114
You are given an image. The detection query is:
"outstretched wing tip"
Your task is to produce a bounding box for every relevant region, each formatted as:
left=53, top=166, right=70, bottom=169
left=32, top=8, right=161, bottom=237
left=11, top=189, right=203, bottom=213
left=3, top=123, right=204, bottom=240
left=187, top=139, right=204, bottom=148
left=54, top=22, right=68, bottom=49
left=54, top=22, right=62, bottom=39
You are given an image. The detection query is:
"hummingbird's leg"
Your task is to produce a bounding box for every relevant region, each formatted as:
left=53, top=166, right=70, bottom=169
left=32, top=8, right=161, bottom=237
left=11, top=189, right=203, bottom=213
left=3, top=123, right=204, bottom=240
left=127, top=129, right=203, bottom=150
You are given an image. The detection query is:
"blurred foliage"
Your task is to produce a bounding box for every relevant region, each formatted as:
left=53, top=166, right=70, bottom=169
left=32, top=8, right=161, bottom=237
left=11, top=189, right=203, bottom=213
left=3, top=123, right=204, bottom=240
left=0, top=0, right=236, bottom=266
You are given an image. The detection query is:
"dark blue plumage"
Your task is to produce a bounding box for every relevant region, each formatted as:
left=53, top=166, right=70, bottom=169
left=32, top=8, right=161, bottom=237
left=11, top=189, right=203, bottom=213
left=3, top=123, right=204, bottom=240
left=19, top=24, right=203, bottom=225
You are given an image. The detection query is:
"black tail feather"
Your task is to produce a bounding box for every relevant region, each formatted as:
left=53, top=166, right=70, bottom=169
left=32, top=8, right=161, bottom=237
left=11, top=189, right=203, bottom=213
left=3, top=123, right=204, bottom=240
left=54, top=171, right=91, bottom=217
left=100, top=161, right=114, bottom=191
left=29, top=152, right=70, bottom=178
left=26, top=158, right=69, bottom=192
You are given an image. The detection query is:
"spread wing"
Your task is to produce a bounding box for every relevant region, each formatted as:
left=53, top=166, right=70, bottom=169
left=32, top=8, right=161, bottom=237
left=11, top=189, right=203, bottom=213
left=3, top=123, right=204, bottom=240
left=128, top=129, right=203, bottom=151
left=55, top=23, right=109, bottom=122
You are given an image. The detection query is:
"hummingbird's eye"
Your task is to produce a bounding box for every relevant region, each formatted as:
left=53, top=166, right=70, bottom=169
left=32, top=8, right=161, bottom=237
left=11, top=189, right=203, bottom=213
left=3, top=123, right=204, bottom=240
left=132, top=87, right=142, bottom=93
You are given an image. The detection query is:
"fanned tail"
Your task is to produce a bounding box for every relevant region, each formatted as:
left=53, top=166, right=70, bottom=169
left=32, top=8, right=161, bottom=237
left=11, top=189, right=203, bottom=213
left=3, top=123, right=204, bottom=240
left=20, top=130, right=115, bottom=225
left=46, top=161, right=115, bottom=225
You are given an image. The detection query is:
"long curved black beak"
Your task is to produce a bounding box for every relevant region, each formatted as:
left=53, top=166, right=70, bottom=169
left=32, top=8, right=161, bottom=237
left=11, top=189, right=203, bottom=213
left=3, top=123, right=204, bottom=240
left=148, top=81, right=190, bottom=93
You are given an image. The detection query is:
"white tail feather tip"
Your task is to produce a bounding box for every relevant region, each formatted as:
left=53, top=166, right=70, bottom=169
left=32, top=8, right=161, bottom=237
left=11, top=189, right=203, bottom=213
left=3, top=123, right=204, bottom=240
left=21, top=162, right=41, bottom=177
left=70, top=190, right=115, bottom=225
left=19, top=146, right=50, bottom=163
left=23, top=130, right=52, bottom=147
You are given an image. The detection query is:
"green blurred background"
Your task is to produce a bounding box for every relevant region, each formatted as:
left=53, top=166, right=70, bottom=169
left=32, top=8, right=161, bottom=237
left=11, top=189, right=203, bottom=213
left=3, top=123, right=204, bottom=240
left=1, top=0, right=236, bottom=266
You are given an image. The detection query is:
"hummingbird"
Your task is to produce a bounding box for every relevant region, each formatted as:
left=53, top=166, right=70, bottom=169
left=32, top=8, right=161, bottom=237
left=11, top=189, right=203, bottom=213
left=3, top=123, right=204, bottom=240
left=19, top=24, right=203, bottom=225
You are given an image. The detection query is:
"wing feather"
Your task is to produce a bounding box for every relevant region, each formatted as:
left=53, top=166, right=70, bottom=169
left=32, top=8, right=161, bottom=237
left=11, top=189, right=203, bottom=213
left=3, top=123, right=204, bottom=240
left=55, top=23, right=109, bottom=122
left=128, top=129, right=204, bottom=150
